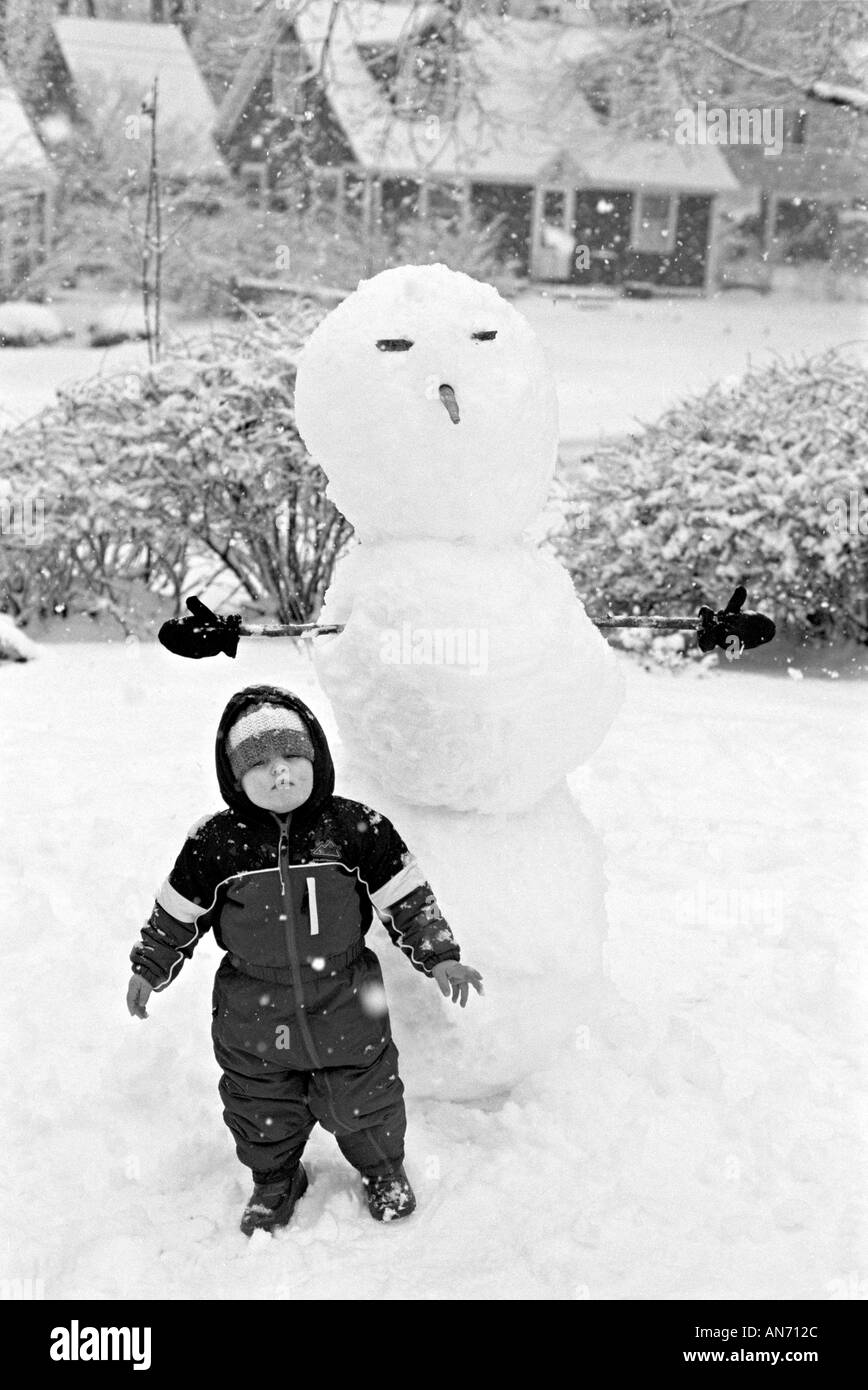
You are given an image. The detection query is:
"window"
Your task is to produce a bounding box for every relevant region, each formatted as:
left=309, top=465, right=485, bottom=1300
left=580, top=79, right=611, bottom=120
left=358, top=44, right=400, bottom=97
left=378, top=178, right=420, bottom=241
left=310, top=169, right=340, bottom=218
left=627, top=1, right=671, bottom=25
left=360, top=23, right=461, bottom=122
left=543, top=190, right=566, bottom=224
left=343, top=170, right=367, bottom=224
left=634, top=193, right=674, bottom=254
left=0, top=194, right=39, bottom=289
left=426, top=182, right=462, bottom=228
left=240, top=162, right=267, bottom=204
left=381, top=178, right=421, bottom=222
left=783, top=108, right=808, bottom=146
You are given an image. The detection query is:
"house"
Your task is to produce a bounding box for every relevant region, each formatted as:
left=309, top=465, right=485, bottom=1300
left=34, top=18, right=227, bottom=182
left=0, top=59, right=56, bottom=296
left=722, top=43, right=868, bottom=260
left=215, top=0, right=738, bottom=294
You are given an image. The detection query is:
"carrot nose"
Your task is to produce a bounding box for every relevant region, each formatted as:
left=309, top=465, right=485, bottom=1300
left=438, top=383, right=460, bottom=424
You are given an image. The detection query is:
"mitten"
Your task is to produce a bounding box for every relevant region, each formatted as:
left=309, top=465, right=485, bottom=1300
left=697, top=586, right=776, bottom=654
left=158, top=595, right=242, bottom=660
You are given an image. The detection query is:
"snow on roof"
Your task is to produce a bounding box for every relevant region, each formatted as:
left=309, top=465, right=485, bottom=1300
left=844, top=40, right=868, bottom=86
left=53, top=18, right=226, bottom=179
left=0, top=59, right=54, bottom=184
left=292, top=0, right=738, bottom=191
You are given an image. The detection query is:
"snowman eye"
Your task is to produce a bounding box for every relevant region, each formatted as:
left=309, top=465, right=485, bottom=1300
left=472, top=330, right=497, bottom=341
left=376, top=338, right=414, bottom=352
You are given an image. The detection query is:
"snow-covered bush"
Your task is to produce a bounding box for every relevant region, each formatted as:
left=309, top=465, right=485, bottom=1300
left=0, top=307, right=354, bottom=634
left=166, top=204, right=519, bottom=315
left=299, top=211, right=522, bottom=298
left=0, top=613, right=41, bottom=662
left=550, top=350, right=868, bottom=645
left=0, top=303, right=65, bottom=347
left=87, top=303, right=149, bottom=348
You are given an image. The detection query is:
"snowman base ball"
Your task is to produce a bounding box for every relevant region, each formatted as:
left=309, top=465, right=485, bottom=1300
left=336, top=754, right=620, bottom=1099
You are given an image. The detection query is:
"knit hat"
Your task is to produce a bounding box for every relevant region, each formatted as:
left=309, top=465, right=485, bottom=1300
left=226, top=702, right=315, bottom=783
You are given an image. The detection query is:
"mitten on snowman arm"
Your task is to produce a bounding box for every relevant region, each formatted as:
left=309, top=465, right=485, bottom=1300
left=352, top=806, right=461, bottom=977
left=129, top=814, right=222, bottom=991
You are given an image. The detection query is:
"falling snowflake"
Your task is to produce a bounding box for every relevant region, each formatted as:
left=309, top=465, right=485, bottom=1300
left=359, top=981, right=389, bottom=1017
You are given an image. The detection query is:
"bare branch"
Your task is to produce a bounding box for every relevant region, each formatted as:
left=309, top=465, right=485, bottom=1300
left=680, top=28, right=868, bottom=114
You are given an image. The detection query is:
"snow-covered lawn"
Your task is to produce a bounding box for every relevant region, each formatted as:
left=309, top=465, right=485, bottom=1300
left=0, top=337, right=151, bottom=433
left=1, top=639, right=863, bottom=1299
left=517, top=289, right=868, bottom=446
left=1, top=291, right=865, bottom=441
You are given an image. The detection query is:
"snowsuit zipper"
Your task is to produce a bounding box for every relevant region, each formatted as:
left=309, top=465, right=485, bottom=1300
left=275, top=813, right=323, bottom=1069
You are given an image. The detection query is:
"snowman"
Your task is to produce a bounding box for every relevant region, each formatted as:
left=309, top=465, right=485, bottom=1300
left=294, top=264, right=625, bottom=1099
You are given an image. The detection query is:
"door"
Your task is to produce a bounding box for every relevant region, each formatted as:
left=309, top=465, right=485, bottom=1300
left=669, top=195, right=712, bottom=287
left=571, top=189, right=633, bottom=285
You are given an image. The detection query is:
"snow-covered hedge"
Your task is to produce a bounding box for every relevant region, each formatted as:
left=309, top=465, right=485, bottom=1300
left=0, top=303, right=65, bottom=347
left=0, top=305, right=354, bottom=634
left=551, top=350, right=868, bottom=645
left=0, top=613, right=41, bottom=662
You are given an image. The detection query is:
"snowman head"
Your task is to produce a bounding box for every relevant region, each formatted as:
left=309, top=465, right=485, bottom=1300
left=293, top=263, right=559, bottom=544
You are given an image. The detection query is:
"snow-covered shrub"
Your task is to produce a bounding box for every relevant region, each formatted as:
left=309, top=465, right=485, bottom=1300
left=0, top=613, right=41, bottom=662
left=307, top=212, right=522, bottom=297
left=0, top=303, right=65, bottom=347
left=0, top=307, right=354, bottom=634
left=550, top=350, right=868, bottom=645
left=87, top=303, right=149, bottom=348
left=171, top=205, right=519, bottom=314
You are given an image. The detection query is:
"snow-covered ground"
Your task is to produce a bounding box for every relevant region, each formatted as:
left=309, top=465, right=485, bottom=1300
left=517, top=289, right=868, bottom=447
left=1, top=638, right=864, bottom=1299
left=1, top=291, right=865, bottom=442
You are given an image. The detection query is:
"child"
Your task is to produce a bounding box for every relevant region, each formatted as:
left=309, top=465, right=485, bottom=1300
left=126, top=683, right=482, bottom=1235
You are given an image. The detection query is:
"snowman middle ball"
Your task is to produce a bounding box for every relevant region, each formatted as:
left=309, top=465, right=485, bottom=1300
left=312, top=537, right=622, bottom=812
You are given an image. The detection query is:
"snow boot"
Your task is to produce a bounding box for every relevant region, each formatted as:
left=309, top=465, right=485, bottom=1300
left=361, top=1164, right=416, bottom=1223
left=240, top=1162, right=308, bottom=1237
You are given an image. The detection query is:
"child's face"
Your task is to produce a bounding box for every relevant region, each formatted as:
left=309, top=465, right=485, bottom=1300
left=240, top=753, right=314, bottom=814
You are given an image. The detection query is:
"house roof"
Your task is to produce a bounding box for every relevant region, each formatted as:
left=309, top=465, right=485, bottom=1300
left=53, top=18, right=226, bottom=179
left=0, top=59, right=55, bottom=185
left=844, top=39, right=868, bottom=86
left=219, top=0, right=737, bottom=193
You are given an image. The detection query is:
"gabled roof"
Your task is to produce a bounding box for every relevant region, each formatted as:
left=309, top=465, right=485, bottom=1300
left=0, top=59, right=55, bottom=185
left=53, top=18, right=226, bottom=179
left=218, top=0, right=737, bottom=193
left=844, top=39, right=868, bottom=87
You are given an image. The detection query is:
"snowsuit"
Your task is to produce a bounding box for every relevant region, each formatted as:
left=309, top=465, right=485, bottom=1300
left=130, top=684, right=461, bottom=1183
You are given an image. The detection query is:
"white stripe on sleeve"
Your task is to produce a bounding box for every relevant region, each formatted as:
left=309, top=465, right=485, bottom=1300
left=369, top=856, right=428, bottom=913
left=156, top=877, right=204, bottom=924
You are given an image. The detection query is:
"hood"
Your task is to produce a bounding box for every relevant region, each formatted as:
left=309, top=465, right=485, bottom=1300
left=215, top=684, right=335, bottom=830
